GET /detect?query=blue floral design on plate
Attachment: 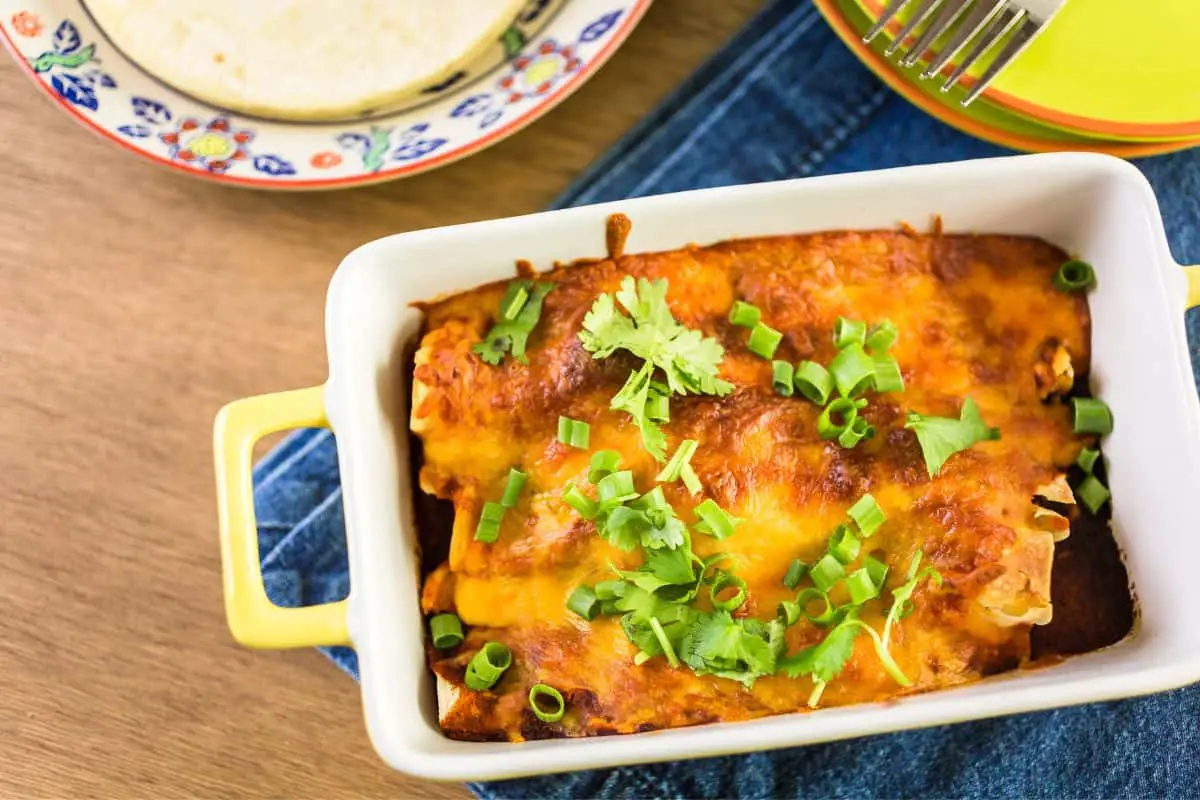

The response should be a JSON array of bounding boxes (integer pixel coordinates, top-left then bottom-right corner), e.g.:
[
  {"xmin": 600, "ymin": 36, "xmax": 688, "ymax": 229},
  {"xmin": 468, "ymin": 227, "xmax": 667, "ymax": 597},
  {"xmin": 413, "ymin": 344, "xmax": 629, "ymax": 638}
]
[
  {"xmin": 580, "ymin": 10, "xmax": 623, "ymax": 42},
  {"xmin": 253, "ymin": 154, "xmax": 297, "ymax": 176}
]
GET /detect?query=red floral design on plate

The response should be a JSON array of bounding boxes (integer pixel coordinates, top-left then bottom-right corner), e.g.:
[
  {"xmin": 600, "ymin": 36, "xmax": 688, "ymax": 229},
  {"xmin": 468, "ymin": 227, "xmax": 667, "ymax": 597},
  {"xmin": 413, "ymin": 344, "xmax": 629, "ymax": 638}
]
[
  {"xmin": 310, "ymin": 151, "xmax": 342, "ymax": 169},
  {"xmin": 11, "ymin": 11, "xmax": 43, "ymax": 37}
]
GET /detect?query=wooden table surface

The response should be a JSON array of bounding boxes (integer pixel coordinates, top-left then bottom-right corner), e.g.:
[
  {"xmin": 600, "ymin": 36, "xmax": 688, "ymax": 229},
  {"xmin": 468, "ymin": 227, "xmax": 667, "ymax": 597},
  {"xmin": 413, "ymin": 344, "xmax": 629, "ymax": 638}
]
[{"xmin": 0, "ymin": 1, "xmax": 759, "ymax": 796}]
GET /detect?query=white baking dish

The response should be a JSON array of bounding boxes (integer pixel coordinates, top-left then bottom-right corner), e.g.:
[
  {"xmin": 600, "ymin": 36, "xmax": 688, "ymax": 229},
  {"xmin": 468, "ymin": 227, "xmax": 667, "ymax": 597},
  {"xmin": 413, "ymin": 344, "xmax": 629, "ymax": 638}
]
[{"xmin": 214, "ymin": 152, "xmax": 1200, "ymax": 781}]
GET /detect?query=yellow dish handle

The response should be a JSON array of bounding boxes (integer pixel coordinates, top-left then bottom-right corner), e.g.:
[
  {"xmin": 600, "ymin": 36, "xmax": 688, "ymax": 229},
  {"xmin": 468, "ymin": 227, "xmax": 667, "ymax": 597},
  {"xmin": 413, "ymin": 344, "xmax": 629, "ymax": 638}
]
[
  {"xmin": 213, "ymin": 385, "xmax": 350, "ymax": 649},
  {"xmin": 1187, "ymin": 265, "xmax": 1200, "ymax": 310}
]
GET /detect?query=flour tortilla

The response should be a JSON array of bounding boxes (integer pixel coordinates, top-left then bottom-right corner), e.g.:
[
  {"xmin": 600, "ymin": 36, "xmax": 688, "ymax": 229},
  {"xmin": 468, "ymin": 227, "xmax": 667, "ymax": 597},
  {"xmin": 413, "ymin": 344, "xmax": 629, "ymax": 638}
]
[{"xmin": 86, "ymin": 0, "xmax": 527, "ymax": 120}]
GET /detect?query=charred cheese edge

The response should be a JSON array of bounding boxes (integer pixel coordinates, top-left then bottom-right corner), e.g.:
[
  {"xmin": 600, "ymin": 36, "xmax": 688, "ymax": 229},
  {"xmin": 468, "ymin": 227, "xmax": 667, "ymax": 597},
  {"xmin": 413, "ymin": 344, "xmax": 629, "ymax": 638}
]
[{"xmin": 411, "ymin": 229, "xmax": 1090, "ymax": 741}]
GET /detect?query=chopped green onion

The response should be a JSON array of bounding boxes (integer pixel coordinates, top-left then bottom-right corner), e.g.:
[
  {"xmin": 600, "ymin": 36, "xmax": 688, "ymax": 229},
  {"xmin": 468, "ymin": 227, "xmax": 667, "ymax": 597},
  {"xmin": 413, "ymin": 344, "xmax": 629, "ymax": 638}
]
[
  {"xmin": 429, "ymin": 613, "xmax": 464, "ymax": 649},
  {"xmin": 594, "ymin": 580, "xmax": 624, "ymax": 600},
  {"xmin": 528, "ymin": 683, "xmax": 566, "ymax": 722},
  {"xmin": 828, "ymin": 524, "xmax": 861, "ymax": 564},
  {"xmin": 709, "ymin": 572, "xmax": 748, "ymax": 612},
  {"xmin": 597, "ymin": 470, "xmax": 637, "ymax": 504},
  {"xmin": 847, "ymin": 493, "xmax": 886, "ymax": 536},
  {"xmin": 729, "ymin": 300, "xmax": 762, "ymax": 328},
  {"xmin": 748, "ymin": 323, "xmax": 783, "ymax": 359},
  {"xmin": 871, "ymin": 354, "xmax": 905, "ymax": 393},
  {"xmin": 474, "ymin": 501, "xmax": 505, "ymax": 543},
  {"xmin": 562, "ymin": 482, "xmax": 598, "ymax": 519},
  {"xmin": 783, "ymin": 559, "xmax": 808, "ymax": 590},
  {"xmin": 657, "ymin": 439, "xmax": 699, "ymax": 483},
  {"xmin": 796, "ymin": 587, "xmax": 839, "ymax": 625},
  {"xmin": 1072, "ymin": 397, "xmax": 1113, "ymax": 435},
  {"xmin": 778, "ymin": 599, "xmax": 801, "ymax": 626},
  {"xmin": 864, "ymin": 555, "xmax": 889, "ymax": 588},
  {"xmin": 588, "ymin": 450, "xmax": 622, "ymax": 484},
  {"xmin": 500, "ymin": 468, "xmax": 528, "ymax": 508},
  {"xmin": 680, "ymin": 464, "xmax": 702, "ymax": 495},
  {"xmin": 828, "ymin": 343, "xmax": 875, "ymax": 398},
  {"xmin": 465, "ymin": 641, "xmax": 512, "ymax": 690},
  {"xmin": 1077, "ymin": 446, "xmax": 1100, "ymax": 475},
  {"xmin": 866, "ymin": 320, "xmax": 898, "ymax": 353},
  {"xmin": 794, "ymin": 361, "xmax": 834, "ymax": 405},
  {"xmin": 567, "ymin": 585, "xmax": 600, "ymax": 620},
  {"xmin": 772, "ymin": 361, "xmax": 795, "ymax": 396},
  {"xmin": 845, "ymin": 567, "xmax": 882, "ymax": 605},
  {"xmin": 809, "ymin": 553, "xmax": 845, "ymax": 593},
  {"xmin": 838, "ymin": 417, "xmax": 873, "ymax": 449},
  {"xmin": 833, "ymin": 317, "xmax": 867, "ymax": 349},
  {"xmin": 649, "ymin": 617, "xmax": 681, "ymax": 667},
  {"xmin": 693, "ymin": 498, "xmax": 743, "ymax": 540},
  {"xmin": 557, "ymin": 416, "xmax": 591, "ymax": 448},
  {"xmin": 502, "ymin": 284, "xmax": 530, "ymax": 321},
  {"xmin": 600, "ymin": 599, "xmax": 621, "ymax": 616},
  {"xmin": 818, "ymin": 397, "xmax": 859, "ymax": 440},
  {"xmin": 1053, "ymin": 259, "xmax": 1097, "ymax": 293},
  {"xmin": 1077, "ymin": 474, "xmax": 1111, "ymax": 514},
  {"xmin": 646, "ymin": 386, "xmax": 671, "ymax": 422}
]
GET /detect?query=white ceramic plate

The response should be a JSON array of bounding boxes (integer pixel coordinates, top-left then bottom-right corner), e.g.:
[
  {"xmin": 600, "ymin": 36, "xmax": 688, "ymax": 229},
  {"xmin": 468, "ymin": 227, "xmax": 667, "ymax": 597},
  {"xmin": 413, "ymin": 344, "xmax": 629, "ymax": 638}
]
[
  {"xmin": 216, "ymin": 154, "xmax": 1200, "ymax": 780},
  {"xmin": 0, "ymin": 0, "xmax": 650, "ymax": 188}
]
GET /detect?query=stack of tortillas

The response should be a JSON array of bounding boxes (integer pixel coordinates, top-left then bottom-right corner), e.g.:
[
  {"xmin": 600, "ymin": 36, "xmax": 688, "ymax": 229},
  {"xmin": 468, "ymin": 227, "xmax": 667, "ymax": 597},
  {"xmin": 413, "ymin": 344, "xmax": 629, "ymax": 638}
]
[{"xmin": 85, "ymin": 0, "xmax": 528, "ymax": 120}]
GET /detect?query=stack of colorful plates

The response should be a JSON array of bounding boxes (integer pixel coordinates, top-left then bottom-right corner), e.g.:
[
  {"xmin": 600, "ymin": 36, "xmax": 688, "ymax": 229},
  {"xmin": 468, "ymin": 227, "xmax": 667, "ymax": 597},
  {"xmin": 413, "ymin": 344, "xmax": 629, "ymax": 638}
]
[{"xmin": 815, "ymin": 0, "xmax": 1200, "ymax": 156}]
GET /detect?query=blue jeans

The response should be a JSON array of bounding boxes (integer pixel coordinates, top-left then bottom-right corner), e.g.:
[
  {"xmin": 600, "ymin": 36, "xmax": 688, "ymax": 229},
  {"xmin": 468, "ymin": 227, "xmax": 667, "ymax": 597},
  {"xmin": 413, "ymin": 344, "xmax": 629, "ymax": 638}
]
[{"xmin": 253, "ymin": 1, "xmax": 1200, "ymax": 796}]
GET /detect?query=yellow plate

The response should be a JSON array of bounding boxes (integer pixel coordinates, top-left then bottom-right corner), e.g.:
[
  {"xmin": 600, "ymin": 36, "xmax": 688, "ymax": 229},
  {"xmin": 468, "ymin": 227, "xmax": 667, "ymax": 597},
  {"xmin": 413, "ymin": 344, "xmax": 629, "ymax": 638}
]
[
  {"xmin": 857, "ymin": 0, "xmax": 1200, "ymax": 140},
  {"xmin": 819, "ymin": 0, "xmax": 1200, "ymax": 156}
]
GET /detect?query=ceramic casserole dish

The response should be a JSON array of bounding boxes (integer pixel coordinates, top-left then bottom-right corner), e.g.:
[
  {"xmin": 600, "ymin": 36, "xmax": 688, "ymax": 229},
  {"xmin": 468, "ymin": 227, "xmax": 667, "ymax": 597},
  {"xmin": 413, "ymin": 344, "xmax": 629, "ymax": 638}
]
[{"xmin": 214, "ymin": 152, "xmax": 1200, "ymax": 781}]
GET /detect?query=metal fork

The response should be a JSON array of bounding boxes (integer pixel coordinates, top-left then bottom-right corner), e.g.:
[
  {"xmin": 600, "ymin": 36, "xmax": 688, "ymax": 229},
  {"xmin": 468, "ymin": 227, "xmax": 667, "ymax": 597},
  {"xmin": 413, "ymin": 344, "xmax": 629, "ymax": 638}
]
[{"xmin": 863, "ymin": 0, "xmax": 1066, "ymax": 106}]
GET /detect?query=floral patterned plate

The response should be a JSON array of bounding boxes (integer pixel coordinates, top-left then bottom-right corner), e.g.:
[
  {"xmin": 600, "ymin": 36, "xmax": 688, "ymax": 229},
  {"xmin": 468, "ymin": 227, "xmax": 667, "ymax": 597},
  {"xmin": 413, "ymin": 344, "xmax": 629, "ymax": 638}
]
[{"xmin": 0, "ymin": 0, "xmax": 651, "ymax": 189}]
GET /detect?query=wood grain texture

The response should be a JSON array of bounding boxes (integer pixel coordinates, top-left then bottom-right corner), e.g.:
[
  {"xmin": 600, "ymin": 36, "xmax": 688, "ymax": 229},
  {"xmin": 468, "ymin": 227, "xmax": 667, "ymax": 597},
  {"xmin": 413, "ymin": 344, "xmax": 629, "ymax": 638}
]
[{"xmin": 0, "ymin": 1, "xmax": 759, "ymax": 797}]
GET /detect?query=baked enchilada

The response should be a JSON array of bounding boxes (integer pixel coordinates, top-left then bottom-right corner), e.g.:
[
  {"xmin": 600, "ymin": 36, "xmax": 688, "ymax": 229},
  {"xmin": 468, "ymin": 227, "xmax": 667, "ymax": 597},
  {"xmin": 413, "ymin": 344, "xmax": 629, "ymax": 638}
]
[{"xmin": 410, "ymin": 217, "xmax": 1132, "ymax": 741}]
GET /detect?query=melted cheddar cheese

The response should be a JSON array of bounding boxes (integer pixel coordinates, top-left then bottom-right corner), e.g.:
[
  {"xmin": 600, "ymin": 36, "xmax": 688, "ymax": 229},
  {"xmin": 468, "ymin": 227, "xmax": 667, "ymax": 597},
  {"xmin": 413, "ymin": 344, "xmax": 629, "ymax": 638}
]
[{"xmin": 412, "ymin": 227, "xmax": 1090, "ymax": 741}]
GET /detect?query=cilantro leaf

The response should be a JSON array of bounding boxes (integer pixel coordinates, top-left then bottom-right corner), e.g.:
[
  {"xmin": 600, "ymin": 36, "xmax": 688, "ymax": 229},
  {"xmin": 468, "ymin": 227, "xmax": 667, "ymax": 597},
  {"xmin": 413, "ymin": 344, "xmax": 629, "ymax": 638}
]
[
  {"xmin": 678, "ymin": 610, "xmax": 780, "ymax": 687},
  {"xmin": 904, "ymin": 397, "xmax": 1000, "ymax": 477},
  {"xmin": 472, "ymin": 281, "xmax": 554, "ymax": 365},
  {"xmin": 882, "ymin": 550, "xmax": 943, "ymax": 649},
  {"xmin": 579, "ymin": 276, "xmax": 733, "ymax": 460},
  {"xmin": 779, "ymin": 613, "xmax": 863, "ymax": 683}
]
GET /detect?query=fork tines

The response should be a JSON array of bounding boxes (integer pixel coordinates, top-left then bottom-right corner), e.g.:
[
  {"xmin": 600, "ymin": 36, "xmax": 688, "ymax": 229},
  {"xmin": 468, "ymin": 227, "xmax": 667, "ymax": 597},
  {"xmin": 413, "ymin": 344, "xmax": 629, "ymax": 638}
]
[{"xmin": 863, "ymin": 0, "xmax": 1062, "ymax": 106}]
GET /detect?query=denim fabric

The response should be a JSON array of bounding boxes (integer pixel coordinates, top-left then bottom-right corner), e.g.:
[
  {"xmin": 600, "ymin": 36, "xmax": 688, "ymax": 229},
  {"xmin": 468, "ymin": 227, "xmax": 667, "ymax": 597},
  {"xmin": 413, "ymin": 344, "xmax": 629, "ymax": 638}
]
[{"xmin": 252, "ymin": 1, "xmax": 1200, "ymax": 796}]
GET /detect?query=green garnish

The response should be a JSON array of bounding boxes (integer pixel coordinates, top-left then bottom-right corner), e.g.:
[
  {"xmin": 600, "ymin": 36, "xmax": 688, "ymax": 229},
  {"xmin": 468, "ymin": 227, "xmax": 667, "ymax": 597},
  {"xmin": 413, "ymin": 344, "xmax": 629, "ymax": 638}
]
[
  {"xmin": 772, "ymin": 360, "xmax": 795, "ymax": 396},
  {"xmin": 1053, "ymin": 259, "xmax": 1097, "ymax": 293},
  {"xmin": 783, "ymin": 559, "xmax": 808, "ymax": 590},
  {"xmin": 567, "ymin": 585, "xmax": 600, "ymax": 620},
  {"xmin": 429, "ymin": 613, "xmax": 464, "ymax": 649},
  {"xmin": 474, "ymin": 501, "xmax": 506, "ymax": 543},
  {"xmin": 562, "ymin": 482, "xmax": 599, "ymax": 519},
  {"xmin": 594, "ymin": 580, "xmax": 624, "ymax": 600},
  {"xmin": 1077, "ymin": 475, "xmax": 1111, "ymax": 514},
  {"xmin": 827, "ymin": 524, "xmax": 861, "ymax": 564},
  {"xmin": 657, "ymin": 439, "xmax": 699, "ymax": 485},
  {"xmin": 871, "ymin": 354, "xmax": 905, "ymax": 393},
  {"xmin": 844, "ymin": 567, "xmax": 882, "ymax": 605},
  {"xmin": 473, "ymin": 280, "xmax": 555, "ymax": 365},
  {"xmin": 778, "ymin": 612, "xmax": 864, "ymax": 706},
  {"xmin": 729, "ymin": 300, "xmax": 762, "ymax": 328},
  {"xmin": 748, "ymin": 323, "xmax": 783, "ymax": 359},
  {"xmin": 833, "ymin": 317, "xmax": 867, "ymax": 349},
  {"xmin": 465, "ymin": 641, "xmax": 512, "ymax": 691},
  {"xmin": 905, "ymin": 397, "xmax": 1000, "ymax": 477},
  {"xmin": 846, "ymin": 493, "xmax": 886, "ymax": 536},
  {"xmin": 649, "ymin": 617, "xmax": 681, "ymax": 667},
  {"xmin": 677, "ymin": 610, "xmax": 784, "ymax": 687},
  {"xmin": 596, "ymin": 470, "xmax": 637, "ymax": 504},
  {"xmin": 579, "ymin": 276, "xmax": 733, "ymax": 460},
  {"xmin": 865, "ymin": 320, "xmax": 898, "ymax": 353},
  {"xmin": 693, "ymin": 498, "xmax": 743, "ymax": 540},
  {"xmin": 557, "ymin": 416, "xmax": 590, "ymax": 449},
  {"xmin": 882, "ymin": 551, "xmax": 942, "ymax": 650},
  {"xmin": 837, "ymin": 416, "xmax": 874, "ymax": 448},
  {"xmin": 500, "ymin": 468, "xmax": 527, "ymax": 508},
  {"xmin": 817, "ymin": 397, "xmax": 859, "ymax": 440},
  {"xmin": 709, "ymin": 571, "xmax": 748, "ymax": 612},
  {"xmin": 794, "ymin": 361, "xmax": 834, "ymax": 405},
  {"xmin": 1077, "ymin": 446, "xmax": 1100, "ymax": 474},
  {"xmin": 828, "ymin": 343, "xmax": 875, "ymax": 398},
  {"xmin": 808, "ymin": 553, "xmax": 845, "ymax": 593},
  {"xmin": 588, "ymin": 450, "xmax": 621, "ymax": 484},
  {"xmin": 1072, "ymin": 396, "xmax": 1113, "ymax": 435},
  {"xmin": 528, "ymin": 683, "xmax": 566, "ymax": 722},
  {"xmin": 794, "ymin": 586, "xmax": 839, "ymax": 626}
]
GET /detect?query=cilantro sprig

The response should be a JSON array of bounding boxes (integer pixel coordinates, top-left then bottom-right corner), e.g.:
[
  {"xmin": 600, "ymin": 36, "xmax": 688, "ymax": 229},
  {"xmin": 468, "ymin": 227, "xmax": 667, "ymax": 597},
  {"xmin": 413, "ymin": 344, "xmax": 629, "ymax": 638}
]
[
  {"xmin": 580, "ymin": 276, "xmax": 733, "ymax": 460},
  {"xmin": 905, "ymin": 397, "xmax": 1000, "ymax": 477}
]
